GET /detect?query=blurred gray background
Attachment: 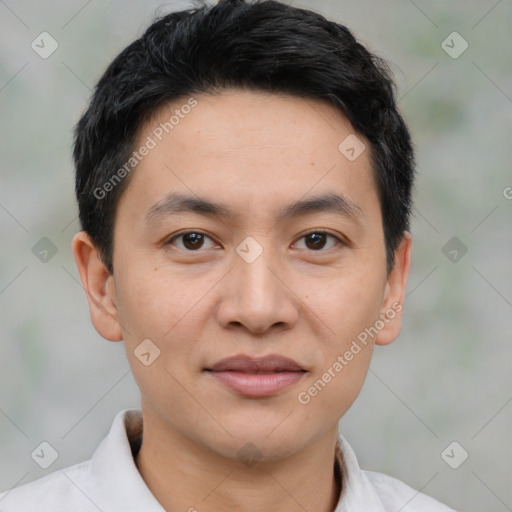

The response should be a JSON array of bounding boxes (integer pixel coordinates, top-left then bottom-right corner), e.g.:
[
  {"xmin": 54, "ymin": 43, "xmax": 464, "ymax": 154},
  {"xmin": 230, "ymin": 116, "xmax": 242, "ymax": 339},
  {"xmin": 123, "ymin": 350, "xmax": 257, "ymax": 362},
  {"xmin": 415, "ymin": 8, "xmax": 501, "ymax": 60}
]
[{"xmin": 0, "ymin": 1, "xmax": 511, "ymax": 510}]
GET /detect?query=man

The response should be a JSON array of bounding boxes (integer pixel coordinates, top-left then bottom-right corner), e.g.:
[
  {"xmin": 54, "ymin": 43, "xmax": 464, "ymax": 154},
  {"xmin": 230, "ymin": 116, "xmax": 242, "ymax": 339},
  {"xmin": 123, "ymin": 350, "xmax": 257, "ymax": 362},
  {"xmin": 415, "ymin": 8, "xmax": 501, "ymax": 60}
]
[{"xmin": 0, "ymin": 0, "xmax": 455, "ymax": 510}]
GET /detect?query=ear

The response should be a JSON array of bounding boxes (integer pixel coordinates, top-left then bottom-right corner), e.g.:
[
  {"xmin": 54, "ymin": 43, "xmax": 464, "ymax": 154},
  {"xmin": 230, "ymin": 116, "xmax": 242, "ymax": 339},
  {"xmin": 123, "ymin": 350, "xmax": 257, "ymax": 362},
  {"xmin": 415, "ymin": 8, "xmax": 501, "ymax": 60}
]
[
  {"xmin": 71, "ymin": 231, "xmax": 123, "ymax": 342},
  {"xmin": 374, "ymin": 231, "xmax": 412, "ymax": 346}
]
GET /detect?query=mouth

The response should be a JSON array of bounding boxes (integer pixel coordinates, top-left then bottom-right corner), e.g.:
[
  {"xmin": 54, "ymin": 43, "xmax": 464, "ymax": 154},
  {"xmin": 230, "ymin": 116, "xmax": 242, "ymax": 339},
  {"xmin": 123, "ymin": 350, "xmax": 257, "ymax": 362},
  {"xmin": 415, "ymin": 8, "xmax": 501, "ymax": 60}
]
[{"xmin": 204, "ymin": 354, "xmax": 307, "ymax": 398}]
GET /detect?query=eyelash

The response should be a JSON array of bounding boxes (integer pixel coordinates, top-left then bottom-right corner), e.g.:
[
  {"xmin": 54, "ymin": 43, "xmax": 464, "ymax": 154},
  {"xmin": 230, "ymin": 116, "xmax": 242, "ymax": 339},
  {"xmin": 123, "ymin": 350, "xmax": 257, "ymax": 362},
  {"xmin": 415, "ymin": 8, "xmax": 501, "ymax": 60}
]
[{"xmin": 165, "ymin": 230, "xmax": 345, "ymax": 253}]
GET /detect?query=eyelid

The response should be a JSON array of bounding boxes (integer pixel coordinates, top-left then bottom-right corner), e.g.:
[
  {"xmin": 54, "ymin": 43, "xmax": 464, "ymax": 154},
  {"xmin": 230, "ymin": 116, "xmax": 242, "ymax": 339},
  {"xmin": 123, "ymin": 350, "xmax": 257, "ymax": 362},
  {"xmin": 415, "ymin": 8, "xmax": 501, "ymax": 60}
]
[
  {"xmin": 165, "ymin": 230, "xmax": 219, "ymax": 249},
  {"xmin": 164, "ymin": 229, "xmax": 347, "ymax": 251},
  {"xmin": 293, "ymin": 229, "xmax": 346, "ymax": 250},
  {"xmin": 299, "ymin": 228, "xmax": 345, "ymax": 240}
]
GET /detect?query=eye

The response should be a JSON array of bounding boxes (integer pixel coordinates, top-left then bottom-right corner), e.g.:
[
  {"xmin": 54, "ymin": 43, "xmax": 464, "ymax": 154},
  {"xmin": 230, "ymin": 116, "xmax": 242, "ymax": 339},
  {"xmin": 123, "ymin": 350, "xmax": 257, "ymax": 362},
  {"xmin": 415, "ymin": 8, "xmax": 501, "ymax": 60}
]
[
  {"xmin": 166, "ymin": 231, "xmax": 219, "ymax": 251},
  {"xmin": 294, "ymin": 231, "xmax": 343, "ymax": 251},
  {"xmin": 165, "ymin": 230, "xmax": 344, "ymax": 253}
]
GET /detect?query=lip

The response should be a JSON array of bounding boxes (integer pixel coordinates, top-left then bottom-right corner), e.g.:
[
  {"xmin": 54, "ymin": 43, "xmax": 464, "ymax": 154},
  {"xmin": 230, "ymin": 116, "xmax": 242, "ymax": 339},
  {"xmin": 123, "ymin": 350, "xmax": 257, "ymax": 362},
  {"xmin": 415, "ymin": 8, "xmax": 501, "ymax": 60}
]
[
  {"xmin": 205, "ymin": 354, "xmax": 307, "ymax": 398},
  {"xmin": 207, "ymin": 354, "xmax": 305, "ymax": 373}
]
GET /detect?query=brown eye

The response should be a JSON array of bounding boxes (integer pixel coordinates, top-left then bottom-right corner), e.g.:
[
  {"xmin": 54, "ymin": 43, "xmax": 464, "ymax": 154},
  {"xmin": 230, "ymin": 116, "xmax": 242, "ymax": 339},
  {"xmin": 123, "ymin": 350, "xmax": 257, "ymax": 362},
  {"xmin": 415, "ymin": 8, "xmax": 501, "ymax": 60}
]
[
  {"xmin": 295, "ymin": 231, "xmax": 341, "ymax": 251},
  {"xmin": 305, "ymin": 232, "xmax": 327, "ymax": 250},
  {"xmin": 182, "ymin": 232, "xmax": 204, "ymax": 250},
  {"xmin": 167, "ymin": 231, "xmax": 217, "ymax": 251}
]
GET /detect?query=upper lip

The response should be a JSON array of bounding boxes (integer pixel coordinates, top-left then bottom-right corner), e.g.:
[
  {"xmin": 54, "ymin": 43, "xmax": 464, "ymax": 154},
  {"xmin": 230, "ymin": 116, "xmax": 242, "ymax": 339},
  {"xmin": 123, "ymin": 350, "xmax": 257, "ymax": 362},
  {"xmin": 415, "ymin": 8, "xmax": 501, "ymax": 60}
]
[{"xmin": 206, "ymin": 354, "xmax": 305, "ymax": 373}]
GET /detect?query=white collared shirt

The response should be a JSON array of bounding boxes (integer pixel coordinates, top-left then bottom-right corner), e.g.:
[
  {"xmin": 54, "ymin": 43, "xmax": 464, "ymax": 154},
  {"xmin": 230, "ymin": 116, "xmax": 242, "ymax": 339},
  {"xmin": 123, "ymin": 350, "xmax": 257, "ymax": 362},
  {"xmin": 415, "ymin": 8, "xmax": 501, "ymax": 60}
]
[{"xmin": 0, "ymin": 409, "xmax": 455, "ymax": 511}]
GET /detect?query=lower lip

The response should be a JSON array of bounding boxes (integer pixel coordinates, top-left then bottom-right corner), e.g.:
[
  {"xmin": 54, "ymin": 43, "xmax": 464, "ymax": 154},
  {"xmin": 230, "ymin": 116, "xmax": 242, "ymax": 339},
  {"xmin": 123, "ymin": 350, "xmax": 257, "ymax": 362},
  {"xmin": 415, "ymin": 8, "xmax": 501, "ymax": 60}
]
[{"xmin": 207, "ymin": 371, "xmax": 306, "ymax": 397}]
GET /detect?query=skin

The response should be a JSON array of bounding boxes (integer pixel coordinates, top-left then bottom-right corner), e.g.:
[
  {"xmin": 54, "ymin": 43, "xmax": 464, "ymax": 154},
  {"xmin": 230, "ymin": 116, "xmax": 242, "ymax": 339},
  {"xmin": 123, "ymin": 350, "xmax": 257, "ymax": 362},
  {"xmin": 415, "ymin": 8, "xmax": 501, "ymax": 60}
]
[{"xmin": 73, "ymin": 89, "xmax": 412, "ymax": 512}]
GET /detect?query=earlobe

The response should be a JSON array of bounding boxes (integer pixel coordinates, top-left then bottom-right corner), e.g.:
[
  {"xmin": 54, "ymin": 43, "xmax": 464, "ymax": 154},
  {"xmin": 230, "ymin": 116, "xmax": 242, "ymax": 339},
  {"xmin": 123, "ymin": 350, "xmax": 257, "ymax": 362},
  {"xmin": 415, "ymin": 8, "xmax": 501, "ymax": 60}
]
[
  {"xmin": 374, "ymin": 232, "xmax": 412, "ymax": 346},
  {"xmin": 71, "ymin": 231, "xmax": 123, "ymax": 342}
]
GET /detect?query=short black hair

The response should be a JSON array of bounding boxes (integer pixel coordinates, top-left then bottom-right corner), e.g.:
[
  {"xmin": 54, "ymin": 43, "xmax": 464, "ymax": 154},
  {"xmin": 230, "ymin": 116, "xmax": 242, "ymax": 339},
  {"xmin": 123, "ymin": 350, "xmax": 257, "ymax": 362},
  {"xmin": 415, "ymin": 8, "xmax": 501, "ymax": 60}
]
[{"xmin": 74, "ymin": 0, "xmax": 415, "ymax": 275}]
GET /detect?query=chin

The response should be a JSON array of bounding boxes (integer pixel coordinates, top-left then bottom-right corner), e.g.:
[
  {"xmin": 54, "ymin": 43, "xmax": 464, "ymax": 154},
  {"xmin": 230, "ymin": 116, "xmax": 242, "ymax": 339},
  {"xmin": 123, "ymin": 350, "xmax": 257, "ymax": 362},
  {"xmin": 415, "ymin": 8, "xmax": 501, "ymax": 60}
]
[
  {"xmin": 212, "ymin": 435, "xmax": 302, "ymax": 465},
  {"xmin": 240, "ymin": 425, "xmax": 310, "ymax": 458}
]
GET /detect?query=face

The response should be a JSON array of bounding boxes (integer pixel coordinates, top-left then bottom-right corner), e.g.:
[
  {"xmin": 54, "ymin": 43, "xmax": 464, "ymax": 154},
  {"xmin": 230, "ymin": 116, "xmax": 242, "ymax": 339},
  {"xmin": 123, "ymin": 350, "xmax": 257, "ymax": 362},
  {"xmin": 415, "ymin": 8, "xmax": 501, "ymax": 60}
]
[{"xmin": 73, "ymin": 89, "xmax": 411, "ymax": 461}]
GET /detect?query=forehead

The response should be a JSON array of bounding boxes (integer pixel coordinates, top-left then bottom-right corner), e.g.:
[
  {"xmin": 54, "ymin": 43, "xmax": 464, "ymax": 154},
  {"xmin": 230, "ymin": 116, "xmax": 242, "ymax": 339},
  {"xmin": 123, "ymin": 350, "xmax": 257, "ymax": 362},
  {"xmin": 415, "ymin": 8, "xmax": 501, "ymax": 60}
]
[{"xmin": 117, "ymin": 89, "xmax": 379, "ymax": 226}]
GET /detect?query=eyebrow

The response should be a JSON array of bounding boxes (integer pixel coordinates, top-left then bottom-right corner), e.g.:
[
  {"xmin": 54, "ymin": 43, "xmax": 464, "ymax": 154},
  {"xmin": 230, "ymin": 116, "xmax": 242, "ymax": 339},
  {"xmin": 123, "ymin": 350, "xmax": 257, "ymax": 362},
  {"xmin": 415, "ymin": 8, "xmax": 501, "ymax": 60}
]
[{"xmin": 145, "ymin": 191, "xmax": 364, "ymax": 224}]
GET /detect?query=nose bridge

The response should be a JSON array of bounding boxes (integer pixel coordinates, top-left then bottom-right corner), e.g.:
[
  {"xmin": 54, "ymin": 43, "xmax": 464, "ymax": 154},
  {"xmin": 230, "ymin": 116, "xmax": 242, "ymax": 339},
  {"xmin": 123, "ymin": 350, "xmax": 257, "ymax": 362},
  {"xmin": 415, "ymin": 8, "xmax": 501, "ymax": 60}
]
[
  {"xmin": 216, "ymin": 237, "xmax": 298, "ymax": 333},
  {"xmin": 234, "ymin": 239, "xmax": 280, "ymax": 305}
]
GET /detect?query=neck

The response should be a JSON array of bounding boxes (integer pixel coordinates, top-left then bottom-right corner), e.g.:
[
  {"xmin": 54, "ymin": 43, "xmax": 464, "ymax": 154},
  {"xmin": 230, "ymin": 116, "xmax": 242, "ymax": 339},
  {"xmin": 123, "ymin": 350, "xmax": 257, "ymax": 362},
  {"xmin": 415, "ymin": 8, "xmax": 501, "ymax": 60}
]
[{"xmin": 134, "ymin": 410, "xmax": 342, "ymax": 512}]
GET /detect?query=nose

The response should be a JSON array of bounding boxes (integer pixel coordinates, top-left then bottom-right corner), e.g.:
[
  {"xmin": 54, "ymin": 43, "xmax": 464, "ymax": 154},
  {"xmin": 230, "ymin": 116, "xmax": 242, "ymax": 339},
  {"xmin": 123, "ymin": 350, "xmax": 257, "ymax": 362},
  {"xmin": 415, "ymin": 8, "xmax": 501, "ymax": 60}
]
[{"xmin": 215, "ymin": 244, "xmax": 299, "ymax": 335}]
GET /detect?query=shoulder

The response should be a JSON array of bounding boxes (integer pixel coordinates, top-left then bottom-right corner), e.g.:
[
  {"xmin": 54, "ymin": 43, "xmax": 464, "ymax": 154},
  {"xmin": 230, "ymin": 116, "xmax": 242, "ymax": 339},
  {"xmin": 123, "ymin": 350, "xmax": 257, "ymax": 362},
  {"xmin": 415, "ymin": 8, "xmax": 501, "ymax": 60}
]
[
  {"xmin": 363, "ymin": 469, "xmax": 457, "ymax": 512},
  {"xmin": 0, "ymin": 409, "xmax": 145, "ymax": 512},
  {"xmin": 0, "ymin": 461, "xmax": 97, "ymax": 511},
  {"xmin": 336, "ymin": 434, "xmax": 456, "ymax": 511}
]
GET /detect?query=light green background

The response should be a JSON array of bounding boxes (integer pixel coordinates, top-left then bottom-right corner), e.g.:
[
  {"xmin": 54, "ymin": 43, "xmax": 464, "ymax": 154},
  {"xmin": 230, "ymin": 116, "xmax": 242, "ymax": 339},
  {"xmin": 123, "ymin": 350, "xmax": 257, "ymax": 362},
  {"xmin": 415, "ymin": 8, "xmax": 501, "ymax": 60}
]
[{"xmin": 1, "ymin": 1, "xmax": 511, "ymax": 510}]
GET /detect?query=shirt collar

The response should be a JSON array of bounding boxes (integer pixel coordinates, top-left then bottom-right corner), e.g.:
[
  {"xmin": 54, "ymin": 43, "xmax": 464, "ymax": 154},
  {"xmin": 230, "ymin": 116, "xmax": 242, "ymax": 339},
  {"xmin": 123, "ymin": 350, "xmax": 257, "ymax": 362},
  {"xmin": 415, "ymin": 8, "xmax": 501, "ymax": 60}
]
[
  {"xmin": 333, "ymin": 434, "xmax": 387, "ymax": 511},
  {"xmin": 89, "ymin": 409, "xmax": 385, "ymax": 511},
  {"xmin": 88, "ymin": 409, "xmax": 166, "ymax": 511}
]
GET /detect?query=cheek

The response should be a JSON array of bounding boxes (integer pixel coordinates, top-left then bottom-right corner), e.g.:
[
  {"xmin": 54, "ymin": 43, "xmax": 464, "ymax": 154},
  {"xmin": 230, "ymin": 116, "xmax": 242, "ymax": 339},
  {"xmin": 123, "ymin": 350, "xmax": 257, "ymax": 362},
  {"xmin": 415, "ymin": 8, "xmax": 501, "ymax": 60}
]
[
  {"xmin": 114, "ymin": 262, "xmax": 211, "ymax": 339},
  {"xmin": 295, "ymin": 327, "xmax": 374, "ymax": 422},
  {"xmin": 114, "ymin": 266, "xmax": 208, "ymax": 410},
  {"xmin": 114, "ymin": 263, "xmax": 222, "ymax": 392},
  {"xmin": 319, "ymin": 348, "xmax": 373, "ymax": 418},
  {"xmin": 299, "ymin": 270, "xmax": 384, "ymax": 344},
  {"xmin": 292, "ymin": 271, "xmax": 383, "ymax": 411}
]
